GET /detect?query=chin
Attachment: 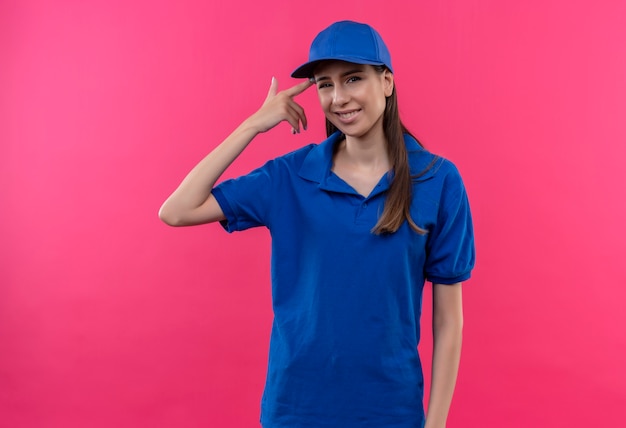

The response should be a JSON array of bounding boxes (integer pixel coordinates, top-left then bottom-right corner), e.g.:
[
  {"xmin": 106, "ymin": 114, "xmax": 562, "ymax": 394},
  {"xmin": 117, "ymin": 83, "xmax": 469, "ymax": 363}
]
[{"xmin": 330, "ymin": 123, "xmax": 365, "ymax": 138}]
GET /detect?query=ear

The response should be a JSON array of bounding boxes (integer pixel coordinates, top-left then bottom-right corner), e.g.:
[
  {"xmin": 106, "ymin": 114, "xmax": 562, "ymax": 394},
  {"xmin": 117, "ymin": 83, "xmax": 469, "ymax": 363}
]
[{"xmin": 382, "ymin": 70, "xmax": 394, "ymax": 97}]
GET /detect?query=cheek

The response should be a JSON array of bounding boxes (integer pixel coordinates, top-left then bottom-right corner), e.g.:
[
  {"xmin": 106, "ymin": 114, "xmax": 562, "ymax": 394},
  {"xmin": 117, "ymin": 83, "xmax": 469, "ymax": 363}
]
[
  {"xmin": 317, "ymin": 92, "xmax": 332, "ymax": 112},
  {"xmin": 371, "ymin": 92, "xmax": 387, "ymax": 115},
  {"xmin": 377, "ymin": 96, "xmax": 387, "ymax": 113},
  {"xmin": 316, "ymin": 93, "xmax": 335, "ymax": 123}
]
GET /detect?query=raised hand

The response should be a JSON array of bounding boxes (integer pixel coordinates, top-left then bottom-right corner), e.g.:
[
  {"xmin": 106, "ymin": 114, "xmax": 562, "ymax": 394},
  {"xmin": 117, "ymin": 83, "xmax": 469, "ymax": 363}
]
[
  {"xmin": 159, "ymin": 77, "xmax": 313, "ymax": 227},
  {"xmin": 246, "ymin": 77, "xmax": 314, "ymax": 134}
]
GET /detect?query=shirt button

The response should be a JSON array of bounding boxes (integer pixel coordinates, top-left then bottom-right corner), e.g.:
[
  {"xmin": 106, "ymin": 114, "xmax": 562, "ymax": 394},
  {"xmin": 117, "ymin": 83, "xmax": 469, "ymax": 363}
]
[{"xmin": 363, "ymin": 203, "xmax": 368, "ymax": 208}]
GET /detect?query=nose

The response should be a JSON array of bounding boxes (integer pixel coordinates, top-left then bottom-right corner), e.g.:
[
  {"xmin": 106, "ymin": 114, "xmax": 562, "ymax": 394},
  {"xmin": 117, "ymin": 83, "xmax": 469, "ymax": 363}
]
[{"xmin": 332, "ymin": 86, "xmax": 349, "ymax": 106}]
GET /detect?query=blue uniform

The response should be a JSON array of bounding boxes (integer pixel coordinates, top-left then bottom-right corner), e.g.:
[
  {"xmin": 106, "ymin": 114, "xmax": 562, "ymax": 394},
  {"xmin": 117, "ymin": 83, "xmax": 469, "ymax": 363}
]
[{"xmin": 212, "ymin": 131, "xmax": 475, "ymax": 428}]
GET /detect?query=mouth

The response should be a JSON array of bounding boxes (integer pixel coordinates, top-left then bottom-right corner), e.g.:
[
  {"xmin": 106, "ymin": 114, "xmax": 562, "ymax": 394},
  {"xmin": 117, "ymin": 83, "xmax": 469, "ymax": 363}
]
[{"xmin": 334, "ymin": 109, "xmax": 361, "ymax": 121}]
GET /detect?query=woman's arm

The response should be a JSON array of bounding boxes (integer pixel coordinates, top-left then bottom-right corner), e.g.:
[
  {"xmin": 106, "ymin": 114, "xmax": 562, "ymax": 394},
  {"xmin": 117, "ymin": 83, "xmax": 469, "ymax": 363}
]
[
  {"xmin": 424, "ymin": 282, "xmax": 464, "ymax": 428},
  {"xmin": 158, "ymin": 77, "xmax": 313, "ymax": 226}
]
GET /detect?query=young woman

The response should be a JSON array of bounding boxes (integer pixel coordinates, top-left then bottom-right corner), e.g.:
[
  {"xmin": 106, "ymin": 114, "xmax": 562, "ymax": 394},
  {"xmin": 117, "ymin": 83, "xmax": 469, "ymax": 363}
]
[{"xmin": 160, "ymin": 20, "xmax": 475, "ymax": 428}]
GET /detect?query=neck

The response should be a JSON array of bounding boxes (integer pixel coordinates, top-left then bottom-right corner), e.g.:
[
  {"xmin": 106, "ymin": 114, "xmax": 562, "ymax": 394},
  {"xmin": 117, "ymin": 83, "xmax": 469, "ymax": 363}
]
[{"xmin": 340, "ymin": 124, "xmax": 389, "ymax": 170}]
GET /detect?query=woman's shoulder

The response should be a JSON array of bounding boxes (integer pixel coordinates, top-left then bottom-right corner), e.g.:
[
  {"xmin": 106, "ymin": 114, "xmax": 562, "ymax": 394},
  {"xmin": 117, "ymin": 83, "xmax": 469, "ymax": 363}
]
[
  {"xmin": 273, "ymin": 143, "xmax": 319, "ymax": 165},
  {"xmin": 405, "ymin": 136, "xmax": 461, "ymax": 183},
  {"xmin": 271, "ymin": 133, "xmax": 341, "ymax": 181}
]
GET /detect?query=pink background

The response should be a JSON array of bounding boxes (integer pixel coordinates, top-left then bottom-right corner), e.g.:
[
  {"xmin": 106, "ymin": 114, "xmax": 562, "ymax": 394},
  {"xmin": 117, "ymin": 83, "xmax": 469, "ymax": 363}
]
[{"xmin": 2, "ymin": 0, "xmax": 625, "ymax": 427}]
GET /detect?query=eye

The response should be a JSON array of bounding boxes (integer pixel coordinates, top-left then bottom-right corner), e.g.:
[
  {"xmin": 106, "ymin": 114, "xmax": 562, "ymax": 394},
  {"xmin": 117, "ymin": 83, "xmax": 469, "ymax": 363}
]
[
  {"xmin": 317, "ymin": 82, "xmax": 332, "ymax": 89},
  {"xmin": 346, "ymin": 76, "xmax": 361, "ymax": 83}
]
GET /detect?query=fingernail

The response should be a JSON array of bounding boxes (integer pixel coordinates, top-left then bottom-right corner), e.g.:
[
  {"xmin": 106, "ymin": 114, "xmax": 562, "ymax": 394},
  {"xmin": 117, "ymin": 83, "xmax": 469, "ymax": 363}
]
[{"xmin": 309, "ymin": 77, "xmax": 315, "ymax": 83}]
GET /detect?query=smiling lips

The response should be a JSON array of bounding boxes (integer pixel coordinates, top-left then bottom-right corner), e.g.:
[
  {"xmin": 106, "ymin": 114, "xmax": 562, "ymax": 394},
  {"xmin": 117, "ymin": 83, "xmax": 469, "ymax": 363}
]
[{"xmin": 335, "ymin": 109, "xmax": 361, "ymax": 122}]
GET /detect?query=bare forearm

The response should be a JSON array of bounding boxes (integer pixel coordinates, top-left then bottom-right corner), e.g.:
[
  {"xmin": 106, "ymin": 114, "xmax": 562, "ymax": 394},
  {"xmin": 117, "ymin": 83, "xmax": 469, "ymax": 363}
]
[
  {"xmin": 158, "ymin": 77, "xmax": 313, "ymax": 227},
  {"xmin": 425, "ymin": 321, "xmax": 462, "ymax": 428},
  {"xmin": 158, "ymin": 119, "xmax": 259, "ymax": 224},
  {"xmin": 425, "ymin": 282, "xmax": 464, "ymax": 428}
]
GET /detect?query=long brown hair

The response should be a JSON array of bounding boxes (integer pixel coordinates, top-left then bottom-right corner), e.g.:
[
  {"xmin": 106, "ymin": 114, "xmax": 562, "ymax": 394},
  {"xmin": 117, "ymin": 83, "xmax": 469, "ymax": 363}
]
[{"xmin": 325, "ymin": 66, "xmax": 429, "ymax": 235}]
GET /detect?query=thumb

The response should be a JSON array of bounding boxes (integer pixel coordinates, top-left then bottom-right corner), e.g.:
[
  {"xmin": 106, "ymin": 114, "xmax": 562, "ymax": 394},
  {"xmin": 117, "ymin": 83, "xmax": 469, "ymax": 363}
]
[{"xmin": 265, "ymin": 76, "xmax": 278, "ymax": 101}]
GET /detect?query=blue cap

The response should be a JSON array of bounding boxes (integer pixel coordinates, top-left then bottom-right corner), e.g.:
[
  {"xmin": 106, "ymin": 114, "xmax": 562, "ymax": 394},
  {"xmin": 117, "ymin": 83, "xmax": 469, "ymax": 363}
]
[{"xmin": 291, "ymin": 21, "xmax": 393, "ymax": 78}]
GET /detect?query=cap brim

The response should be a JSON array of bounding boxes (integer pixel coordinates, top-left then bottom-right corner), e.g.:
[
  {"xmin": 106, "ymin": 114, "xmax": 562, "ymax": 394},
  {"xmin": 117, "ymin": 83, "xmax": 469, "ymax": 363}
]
[{"xmin": 290, "ymin": 57, "xmax": 389, "ymax": 78}]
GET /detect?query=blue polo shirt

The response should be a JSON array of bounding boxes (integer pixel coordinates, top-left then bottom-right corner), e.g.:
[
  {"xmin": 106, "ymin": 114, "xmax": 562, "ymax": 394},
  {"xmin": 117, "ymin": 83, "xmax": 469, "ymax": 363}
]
[{"xmin": 212, "ymin": 132, "xmax": 475, "ymax": 428}]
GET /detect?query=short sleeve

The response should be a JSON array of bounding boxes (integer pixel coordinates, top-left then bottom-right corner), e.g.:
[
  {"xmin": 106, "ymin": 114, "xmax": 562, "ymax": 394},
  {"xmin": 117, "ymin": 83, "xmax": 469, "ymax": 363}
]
[
  {"xmin": 424, "ymin": 164, "xmax": 475, "ymax": 284},
  {"xmin": 212, "ymin": 161, "xmax": 275, "ymax": 233}
]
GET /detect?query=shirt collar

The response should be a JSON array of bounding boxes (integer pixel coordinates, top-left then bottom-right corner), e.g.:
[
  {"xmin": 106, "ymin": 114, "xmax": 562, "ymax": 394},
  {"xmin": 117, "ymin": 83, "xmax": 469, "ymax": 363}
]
[{"xmin": 298, "ymin": 131, "xmax": 342, "ymax": 184}]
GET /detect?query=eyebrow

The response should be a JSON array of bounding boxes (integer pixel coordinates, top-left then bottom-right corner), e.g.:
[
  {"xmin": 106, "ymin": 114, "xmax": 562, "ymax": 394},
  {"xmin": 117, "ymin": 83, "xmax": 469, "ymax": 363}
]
[{"xmin": 315, "ymin": 68, "xmax": 365, "ymax": 82}]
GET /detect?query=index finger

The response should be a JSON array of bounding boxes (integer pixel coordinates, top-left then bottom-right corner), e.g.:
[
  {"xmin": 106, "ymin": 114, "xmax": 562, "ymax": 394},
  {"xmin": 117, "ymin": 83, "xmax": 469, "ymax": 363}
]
[{"xmin": 283, "ymin": 79, "xmax": 315, "ymax": 97}]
